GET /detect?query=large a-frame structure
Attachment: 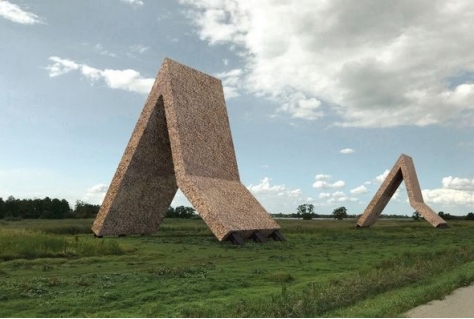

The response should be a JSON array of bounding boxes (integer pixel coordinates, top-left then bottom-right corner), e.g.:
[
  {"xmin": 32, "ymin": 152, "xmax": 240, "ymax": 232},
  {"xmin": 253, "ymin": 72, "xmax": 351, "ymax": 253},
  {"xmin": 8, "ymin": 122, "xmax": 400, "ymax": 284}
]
[
  {"xmin": 92, "ymin": 58, "xmax": 282, "ymax": 243},
  {"xmin": 357, "ymin": 154, "xmax": 448, "ymax": 228}
]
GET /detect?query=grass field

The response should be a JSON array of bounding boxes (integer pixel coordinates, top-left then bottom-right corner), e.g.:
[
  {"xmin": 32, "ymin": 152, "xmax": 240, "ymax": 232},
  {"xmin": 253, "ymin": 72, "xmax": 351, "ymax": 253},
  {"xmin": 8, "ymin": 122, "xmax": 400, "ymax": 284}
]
[{"xmin": 0, "ymin": 218, "xmax": 473, "ymax": 317}]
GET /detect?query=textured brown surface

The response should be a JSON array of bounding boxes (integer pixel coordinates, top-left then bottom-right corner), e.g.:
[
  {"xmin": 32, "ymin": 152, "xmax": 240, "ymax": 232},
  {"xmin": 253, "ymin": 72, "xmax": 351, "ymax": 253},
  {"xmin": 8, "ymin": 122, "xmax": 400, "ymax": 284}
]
[
  {"xmin": 92, "ymin": 58, "xmax": 280, "ymax": 241},
  {"xmin": 356, "ymin": 154, "xmax": 447, "ymax": 228}
]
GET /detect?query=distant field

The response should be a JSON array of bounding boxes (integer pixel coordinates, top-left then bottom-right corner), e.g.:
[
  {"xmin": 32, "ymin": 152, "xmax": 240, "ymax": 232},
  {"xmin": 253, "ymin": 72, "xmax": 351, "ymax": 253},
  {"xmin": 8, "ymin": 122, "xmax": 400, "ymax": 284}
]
[{"xmin": 0, "ymin": 218, "xmax": 473, "ymax": 317}]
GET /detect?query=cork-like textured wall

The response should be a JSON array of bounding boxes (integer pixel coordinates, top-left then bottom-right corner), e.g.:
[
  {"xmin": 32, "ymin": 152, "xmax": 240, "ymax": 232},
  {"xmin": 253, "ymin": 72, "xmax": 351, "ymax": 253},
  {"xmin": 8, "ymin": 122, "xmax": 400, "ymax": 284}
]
[
  {"xmin": 92, "ymin": 58, "xmax": 280, "ymax": 241},
  {"xmin": 356, "ymin": 154, "xmax": 447, "ymax": 228}
]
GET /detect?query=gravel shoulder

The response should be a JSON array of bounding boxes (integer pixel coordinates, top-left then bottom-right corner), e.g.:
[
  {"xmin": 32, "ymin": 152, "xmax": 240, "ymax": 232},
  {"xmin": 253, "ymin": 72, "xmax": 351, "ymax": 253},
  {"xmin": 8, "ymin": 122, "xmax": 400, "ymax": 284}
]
[{"xmin": 405, "ymin": 284, "xmax": 474, "ymax": 318}]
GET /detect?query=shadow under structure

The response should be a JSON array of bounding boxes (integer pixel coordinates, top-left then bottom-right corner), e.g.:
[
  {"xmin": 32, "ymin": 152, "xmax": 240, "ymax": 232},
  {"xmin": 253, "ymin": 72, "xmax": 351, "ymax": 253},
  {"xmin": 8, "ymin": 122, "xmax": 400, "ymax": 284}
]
[
  {"xmin": 356, "ymin": 154, "xmax": 448, "ymax": 228},
  {"xmin": 92, "ymin": 58, "xmax": 283, "ymax": 244}
]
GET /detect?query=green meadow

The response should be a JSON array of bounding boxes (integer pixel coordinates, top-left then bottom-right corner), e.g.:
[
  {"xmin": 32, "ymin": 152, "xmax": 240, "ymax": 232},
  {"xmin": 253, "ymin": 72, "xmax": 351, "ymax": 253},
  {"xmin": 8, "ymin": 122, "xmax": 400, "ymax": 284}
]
[{"xmin": 0, "ymin": 218, "xmax": 474, "ymax": 317}]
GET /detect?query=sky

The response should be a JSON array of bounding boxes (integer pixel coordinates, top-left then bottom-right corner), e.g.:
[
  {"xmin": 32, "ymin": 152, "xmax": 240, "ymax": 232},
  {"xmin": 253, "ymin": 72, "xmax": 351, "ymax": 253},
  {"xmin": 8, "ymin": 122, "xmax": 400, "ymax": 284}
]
[{"xmin": 1, "ymin": 0, "xmax": 473, "ymax": 216}]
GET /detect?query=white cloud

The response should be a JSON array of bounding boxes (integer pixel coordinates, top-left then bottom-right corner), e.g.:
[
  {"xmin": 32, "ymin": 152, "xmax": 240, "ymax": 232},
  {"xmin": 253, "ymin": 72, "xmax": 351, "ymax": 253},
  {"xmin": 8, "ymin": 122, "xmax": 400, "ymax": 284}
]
[
  {"xmin": 0, "ymin": 0, "xmax": 42, "ymax": 24},
  {"xmin": 248, "ymin": 177, "xmax": 285, "ymax": 194},
  {"xmin": 94, "ymin": 43, "xmax": 118, "ymax": 58},
  {"xmin": 423, "ymin": 175, "xmax": 474, "ymax": 208},
  {"xmin": 340, "ymin": 148, "xmax": 355, "ymax": 154},
  {"xmin": 423, "ymin": 188, "xmax": 474, "ymax": 206},
  {"xmin": 129, "ymin": 44, "xmax": 149, "ymax": 54},
  {"xmin": 327, "ymin": 191, "xmax": 358, "ymax": 203},
  {"xmin": 313, "ymin": 180, "xmax": 345, "ymax": 189},
  {"xmin": 375, "ymin": 169, "xmax": 390, "ymax": 183},
  {"xmin": 247, "ymin": 177, "xmax": 307, "ymax": 213},
  {"xmin": 83, "ymin": 183, "xmax": 108, "ymax": 204},
  {"xmin": 350, "ymin": 185, "xmax": 368, "ymax": 194},
  {"xmin": 215, "ymin": 68, "xmax": 243, "ymax": 99},
  {"xmin": 46, "ymin": 57, "xmax": 79, "ymax": 77},
  {"xmin": 315, "ymin": 174, "xmax": 331, "ymax": 181},
  {"xmin": 88, "ymin": 184, "xmax": 108, "ymax": 193},
  {"xmin": 119, "ymin": 0, "xmax": 144, "ymax": 6},
  {"xmin": 332, "ymin": 191, "xmax": 345, "ymax": 198},
  {"xmin": 180, "ymin": 0, "xmax": 474, "ymax": 128},
  {"xmin": 392, "ymin": 188, "xmax": 401, "ymax": 201},
  {"xmin": 277, "ymin": 94, "xmax": 323, "ymax": 120},
  {"xmin": 45, "ymin": 56, "xmax": 154, "ymax": 94},
  {"xmin": 441, "ymin": 176, "xmax": 474, "ymax": 190}
]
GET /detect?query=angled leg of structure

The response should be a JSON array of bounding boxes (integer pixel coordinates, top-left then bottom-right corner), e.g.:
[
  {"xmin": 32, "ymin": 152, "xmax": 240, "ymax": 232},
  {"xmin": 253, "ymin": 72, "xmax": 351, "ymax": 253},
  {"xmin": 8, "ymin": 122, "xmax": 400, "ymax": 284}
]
[
  {"xmin": 92, "ymin": 95, "xmax": 177, "ymax": 236},
  {"xmin": 357, "ymin": 165, "xmax": 403, "ymax": 227},
  {"xmin": 356, "ymin": 154, "xmax": 447, "ymax": 228}
]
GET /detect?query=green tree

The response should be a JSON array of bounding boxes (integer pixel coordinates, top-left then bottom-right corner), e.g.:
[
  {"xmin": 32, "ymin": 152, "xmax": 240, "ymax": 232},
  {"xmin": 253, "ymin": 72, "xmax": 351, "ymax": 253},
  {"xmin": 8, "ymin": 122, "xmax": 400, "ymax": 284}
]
[
  {"xmin": 48, "ymin": 198, "xmax": 69, "ymax": 219},
  {"xmin": 438, "ymin": 211, "xmax": 453, "ymax": 220},
  {"xmin": 174, "ymin": 206, "xmax": 196, "ymax": 219},
  {"xmin": 74, "ymin": 200, "xmax": 100, "ymax": 218},
  {"xmin": 166, "ymin": 206, "xmax": 176, "ymax": 218},
  {"xmin": 166, "ymin": 206, "xmax": 195, "ymax": 218},
  {"xmin": 297, "ymin": 204, "xmax": 314, "ymax": 220},
  {"xmin": 412, "ymin": 211, "xmax": 421, "ymax": 221},
  {"xmin": 5, "ymin": 196, "xmax": 17, "ymax": 219},
  {"xmin": 332, "ymin": 206, "xmax": 347, "ymax": 220},
  {"xmin": 466, "ymin": 212, "xmax": 474, "ymax": 220},
  {"xmin": 0, "ymin": 197, "xmax": 4, "ymax": 219}
]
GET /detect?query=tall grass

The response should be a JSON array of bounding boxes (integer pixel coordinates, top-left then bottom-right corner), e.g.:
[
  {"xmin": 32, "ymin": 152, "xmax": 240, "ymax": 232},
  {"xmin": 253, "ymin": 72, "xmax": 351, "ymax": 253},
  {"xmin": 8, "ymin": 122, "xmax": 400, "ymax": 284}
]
[
  {"xmin": 180, "ymin": 246, "xmax": 474, "ymax": 317},
  {"xmin": 0, "ymin": 229, "xmax": 123, "ymax": 260},
  {"xmin": 0, "ymin": 219, "xmax": 473, "ymax": 317},
  {"xmin": 0, "ymin": 219, "xmax": 94, "ymax": 235}
]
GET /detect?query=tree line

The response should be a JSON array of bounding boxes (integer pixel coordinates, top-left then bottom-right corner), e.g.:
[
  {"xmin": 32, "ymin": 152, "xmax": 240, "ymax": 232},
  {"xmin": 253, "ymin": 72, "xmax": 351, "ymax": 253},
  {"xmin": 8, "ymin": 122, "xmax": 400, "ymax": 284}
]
[
  {"xmin": 0, "ymin": 196, "xmax": 200, "ymax": 220},
  {"xmin": 0, "ymin": 196, "xmax": 100, "ymax": 220},
  {"xmin": 272, "ymin": 204, "xmax": 474, "ymax": 221},
  {"xmin": 2, "ymin": 196, "xmax": 472, "ymax": 222},
  {"xmin": 166, "ymin": 206, "xmax": 197, "ymax": 219},
  {"xmin": 412, "ymin": 210, "xmax": 474, "ymax": 221},
  {"xmin": 273, "ymin": 204, "xmax": 351, "ymax": 220},
  {"xmin": 437, "ymin": 211, "xmax": 474, "ymax": 221}
]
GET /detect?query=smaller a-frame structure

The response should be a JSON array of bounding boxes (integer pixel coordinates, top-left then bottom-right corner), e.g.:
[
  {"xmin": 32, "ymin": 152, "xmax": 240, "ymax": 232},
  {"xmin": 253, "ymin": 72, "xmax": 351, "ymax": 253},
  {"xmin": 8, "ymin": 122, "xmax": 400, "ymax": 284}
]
[{"xmin": 357, "ymin": 154, "xmax": 448, "ymax": 228}]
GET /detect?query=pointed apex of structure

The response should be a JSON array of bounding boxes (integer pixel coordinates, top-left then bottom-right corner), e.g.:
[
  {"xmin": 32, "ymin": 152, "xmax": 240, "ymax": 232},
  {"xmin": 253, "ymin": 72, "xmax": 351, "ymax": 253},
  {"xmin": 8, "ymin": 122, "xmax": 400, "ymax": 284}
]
[
  {"xmin": 356, "ymin": 154, "xmax": 447, "ymax": 228},
  {"xmin": 398, "ymin": 153, "xmax": 410, "ymax": 161},
  {"xmin": 162, "ymin": 57, "xmax": 183, "ymax": 68},
  {"xmin": 162, "ymin": 57, "xmax": 179, "ymax": 65}
]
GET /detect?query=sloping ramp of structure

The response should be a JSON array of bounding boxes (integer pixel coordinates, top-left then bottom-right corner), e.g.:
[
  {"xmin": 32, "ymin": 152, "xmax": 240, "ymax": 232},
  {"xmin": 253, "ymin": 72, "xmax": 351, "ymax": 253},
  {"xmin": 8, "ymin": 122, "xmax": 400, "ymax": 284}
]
[
  {"xmin": 92, "ymin": 58, "xmax": 282, "ymax": 243},
  {"xmin": 356, "ymin": 154, "xmax": 448, "ymax": 228}
]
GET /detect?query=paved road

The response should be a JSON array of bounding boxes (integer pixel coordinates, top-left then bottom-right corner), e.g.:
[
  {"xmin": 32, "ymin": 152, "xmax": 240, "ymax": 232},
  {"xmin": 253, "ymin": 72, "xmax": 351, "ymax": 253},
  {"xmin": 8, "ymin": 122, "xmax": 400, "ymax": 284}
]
[{"xmin": 405, "ymin": 284, "xmax": 474, "ymax": 318}]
